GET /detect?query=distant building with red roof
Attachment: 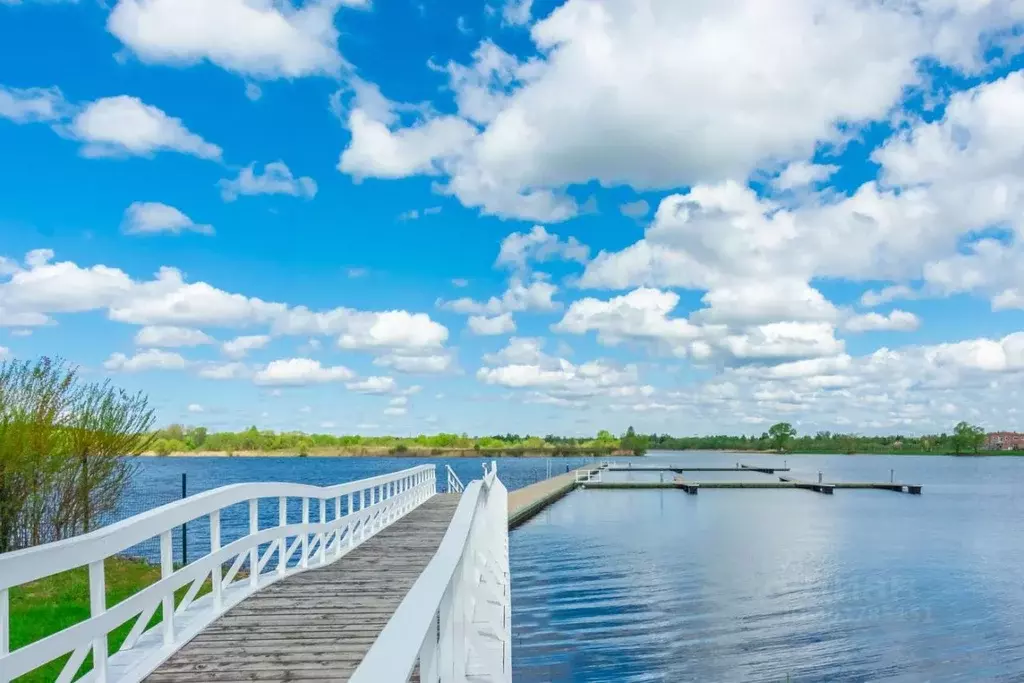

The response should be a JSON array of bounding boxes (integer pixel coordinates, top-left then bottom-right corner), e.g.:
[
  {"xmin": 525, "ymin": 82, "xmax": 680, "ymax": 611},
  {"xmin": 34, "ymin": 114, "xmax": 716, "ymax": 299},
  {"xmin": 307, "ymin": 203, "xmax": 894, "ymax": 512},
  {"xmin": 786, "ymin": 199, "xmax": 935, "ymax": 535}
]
[{"xmin": 984, "ymin": 432, "xmax": 1024, "ymax": 451}]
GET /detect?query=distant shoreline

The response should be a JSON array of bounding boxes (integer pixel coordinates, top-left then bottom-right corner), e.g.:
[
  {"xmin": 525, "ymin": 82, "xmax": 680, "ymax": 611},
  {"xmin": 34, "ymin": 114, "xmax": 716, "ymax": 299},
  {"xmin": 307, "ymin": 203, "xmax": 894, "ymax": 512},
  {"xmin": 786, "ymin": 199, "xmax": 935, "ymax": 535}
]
[{"xmin": 142, "ymin": 448, "xmax": 639, "ymax": 459}]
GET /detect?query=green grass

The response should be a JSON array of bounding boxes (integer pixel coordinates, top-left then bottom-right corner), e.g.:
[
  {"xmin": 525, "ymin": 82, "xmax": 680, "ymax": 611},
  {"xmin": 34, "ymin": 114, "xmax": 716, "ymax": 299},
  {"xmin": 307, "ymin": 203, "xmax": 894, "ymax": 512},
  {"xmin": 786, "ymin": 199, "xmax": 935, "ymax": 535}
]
[{"xmin": 9, "ymin": 557, "xmax": 213, "ymax": 683}]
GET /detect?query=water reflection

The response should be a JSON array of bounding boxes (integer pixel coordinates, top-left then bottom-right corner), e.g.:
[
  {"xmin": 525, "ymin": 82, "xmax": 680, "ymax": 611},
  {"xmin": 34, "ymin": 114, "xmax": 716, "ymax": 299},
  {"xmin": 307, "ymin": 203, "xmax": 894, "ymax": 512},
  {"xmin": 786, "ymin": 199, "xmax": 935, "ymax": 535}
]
[{"xmin": 511, "ymin": 452, "xmax": 1024, "ymax": 682}]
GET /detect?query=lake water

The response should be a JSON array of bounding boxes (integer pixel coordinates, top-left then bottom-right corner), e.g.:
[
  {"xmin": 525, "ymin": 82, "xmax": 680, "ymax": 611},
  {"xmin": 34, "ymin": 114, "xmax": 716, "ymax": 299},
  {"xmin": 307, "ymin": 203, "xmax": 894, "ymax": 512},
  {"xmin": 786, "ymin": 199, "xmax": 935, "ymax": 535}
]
[
  {"xmin": 127, "ymin": 452, "xmax": 1024, "ymax": 682},
  {"xmin": 512, "ymin": 451, "xmax": 1024, "ymax": 682}
]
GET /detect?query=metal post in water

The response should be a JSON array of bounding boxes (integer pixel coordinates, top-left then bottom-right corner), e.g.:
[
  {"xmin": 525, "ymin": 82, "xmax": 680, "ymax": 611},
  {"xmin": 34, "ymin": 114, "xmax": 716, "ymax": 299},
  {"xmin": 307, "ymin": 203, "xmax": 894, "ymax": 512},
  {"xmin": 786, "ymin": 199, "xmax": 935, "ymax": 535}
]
[
  {"xmin": 891, "ymin": 469, "xmax": 894, "ymax": 483},
  {"xmin": 181, "ymin": 473, "xmax": 188, "ymax": 565},
  {"xmin": 818, "ymin": 471, "xmax": 822, "ymax": 484}
]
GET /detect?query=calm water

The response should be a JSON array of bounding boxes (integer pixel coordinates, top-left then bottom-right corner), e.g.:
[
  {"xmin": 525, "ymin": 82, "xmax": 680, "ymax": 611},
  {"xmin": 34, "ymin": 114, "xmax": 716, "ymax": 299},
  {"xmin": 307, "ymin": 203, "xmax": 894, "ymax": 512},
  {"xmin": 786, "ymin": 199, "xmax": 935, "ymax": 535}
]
[
  {"xmin": 126, "ymin": 452, "xmax": 1024, "ymax": 681},
  {"xmin": 512, "ymin": 452, "xmax": 1024, "ymax": 682}
]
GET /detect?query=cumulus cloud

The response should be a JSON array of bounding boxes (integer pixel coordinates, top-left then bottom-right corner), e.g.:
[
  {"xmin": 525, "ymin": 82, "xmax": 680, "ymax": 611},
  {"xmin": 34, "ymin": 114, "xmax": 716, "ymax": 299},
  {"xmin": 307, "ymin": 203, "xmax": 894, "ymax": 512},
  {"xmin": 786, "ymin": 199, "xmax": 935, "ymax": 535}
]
[
  {"xmin": 495, "ymin": 225, "xmax": 589, "ymax": 271},
  {"xmin": 122, "ymin": 202, "xmax": 214, "ymax": 236},
  {"xmin": 104, "ymin": 349, "xmax": 187, "ymax": 372},
  {"xmin": 374, "ymin": 352, "xmax": 455, "ymax": 374},
  {"xmin": 0, "ymin": 85, "xmax": 68, "ymax": 123},
  {"xmin": 107, "ymin": 0, "xmax": 364, "ymax": 80},
  {"xmin": 338, "ymin": 0, "xmax": 1023, "ymax": 220},
  {"xmin": 253, "ymin": 358, "xmax": 354, "ymax": 386},
  {"xmin": 135, "ymin": 325, "xmax": 214, "ymax": 347},
  {"xmin": 222, "ymin": 334, "xmax": 271, "ymax": 359},
  {"xmin": 844, "ymin": 310, "xmax": 921, "ymax": 333},
  {"xmin": 439, "ymin": 277, "xmax": 559, "ymax": 315},
  {"xmin": 346, "ymin": 376, "xmax": 397, "ymax": 394},
  {"xmin": 70, "ymin": 96, "xmax": 222, "ymax": 159},
  {"xmin": 468, "ymin": 312, "xmax": 516, "ymax": 335},
  {"xmin": 219, "ymin": 161, "xmax": 317, "ymax": 201}
]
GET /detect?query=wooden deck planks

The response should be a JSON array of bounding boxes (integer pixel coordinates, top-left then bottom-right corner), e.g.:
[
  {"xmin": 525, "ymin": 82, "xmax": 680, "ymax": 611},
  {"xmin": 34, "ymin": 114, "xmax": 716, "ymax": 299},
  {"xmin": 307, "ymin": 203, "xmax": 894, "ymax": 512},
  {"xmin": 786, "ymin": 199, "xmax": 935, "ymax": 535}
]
[{"xmin": 145, "ymin": 495, "xmax": 461, "ymax": 683}]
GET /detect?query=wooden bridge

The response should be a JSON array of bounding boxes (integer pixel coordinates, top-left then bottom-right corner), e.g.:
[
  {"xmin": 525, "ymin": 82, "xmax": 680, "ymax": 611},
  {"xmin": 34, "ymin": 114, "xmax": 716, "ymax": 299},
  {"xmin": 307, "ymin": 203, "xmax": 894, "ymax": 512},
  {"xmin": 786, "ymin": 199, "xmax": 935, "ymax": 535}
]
[{"xmin": 0, "ymin": 460, "xmax": 920, "ymax": 683}]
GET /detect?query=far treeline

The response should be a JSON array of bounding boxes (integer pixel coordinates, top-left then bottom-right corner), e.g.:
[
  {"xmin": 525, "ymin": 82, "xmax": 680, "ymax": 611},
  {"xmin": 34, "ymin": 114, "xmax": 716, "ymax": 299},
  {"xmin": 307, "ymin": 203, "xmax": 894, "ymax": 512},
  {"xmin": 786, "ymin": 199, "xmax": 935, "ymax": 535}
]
[
  {"xmin": 150, "ymin": 421, "xmax": 998, "ymax": 457},
  {"xmin": 149, "ymin": 425, "xmax": 652, "ymax": 457}
]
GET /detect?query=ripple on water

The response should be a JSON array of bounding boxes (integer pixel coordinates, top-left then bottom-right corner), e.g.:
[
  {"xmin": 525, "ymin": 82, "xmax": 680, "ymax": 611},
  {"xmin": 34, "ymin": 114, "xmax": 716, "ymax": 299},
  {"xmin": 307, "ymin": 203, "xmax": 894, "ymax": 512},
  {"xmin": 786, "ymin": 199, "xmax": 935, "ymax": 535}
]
[{"xmin": 511, "ymin": 453, "xmax": 1024, "ymax": 682}]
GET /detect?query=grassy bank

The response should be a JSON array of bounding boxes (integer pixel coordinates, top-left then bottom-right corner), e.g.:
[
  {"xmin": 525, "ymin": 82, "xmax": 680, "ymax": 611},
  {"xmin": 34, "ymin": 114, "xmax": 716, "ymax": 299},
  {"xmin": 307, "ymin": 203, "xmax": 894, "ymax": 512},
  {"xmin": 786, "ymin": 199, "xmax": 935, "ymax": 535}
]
[{"xmin": 10, "ymin": 557, "xmax": 210, "ymax": 683}]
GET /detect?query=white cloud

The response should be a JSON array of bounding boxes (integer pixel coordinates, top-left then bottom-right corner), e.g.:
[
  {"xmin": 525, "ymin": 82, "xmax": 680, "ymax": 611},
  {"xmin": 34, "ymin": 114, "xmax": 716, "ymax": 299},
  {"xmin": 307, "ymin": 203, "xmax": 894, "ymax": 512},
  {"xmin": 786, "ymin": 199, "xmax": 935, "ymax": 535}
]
[
  {"xmin": 346, "ymin": 268, "xmax": 368, "ymax": 279},
  {"xmin": 451, "ymin": 278, "xmax": 469, "ymax": 288},
  {"xmin": 844, "ymin": 310, "xmax": 921, "ymax": 333},
  {"xmin": 774, "ymin": 161, "xmax": 838, "ymax": 191},
  {"xmin": 468, "ymin": 312, "xmax": 516, "ymax": 335},
  {"xmin": 253, "ymin": 358, "xmax": 354, "ymax": 386},
  {"xmin": 338, "ymin": 0, "xmax": 1023, "ymax": 221},
  {"xmin": 383, "ymin": 406, "xmax": 407, "ymax": 416},
  {"xmin": 107, "ymin": 0, "xmax": 363, "ymax": 79},
  {"xmin": 122, "ymin": 202, "xmax": 214, "ymax": 236},
  {"xmin": 219, "ymin": 161, "xmax": 317, "ymax": 201},
  {"xmin": 388, "ymin": 396, "xmax": 408, "ymax": 407},
  {"xmin": 860, "ymin": 285, "xmax": 918, "ymax": 308},
  {"xmin": 502, "ymin": 0, "xmax": 532, "ymax": 26},
  {"xmin": 346, "ymin": 376, "xmax": 397, "ymax": 394},
  {"xmin": 70, "ymin": 95, "xmax": 222, "ymax": 159},
  {"xmin": 0, "ymin": 346, "xmax": 9, "ymax": 360},
  {"xmin": 374, "ymin": 352, "xmax": 454, "ymax": 374},
  {"xmin": 719, "ymin": 322, "xmax": 844, "ymax": 362},
  {"xmin": 222, "ymin": 334, "xmax": 271, "ymax": 358},
  {"xmin": 439, "ymin": 277, "xmax": 559, "ymax": 315},
  {"xmin": 554, "ymin": 288, "xmax": 701, "ymax": 352},
  {"xmin": 198, "ymin": 361, "xmax": 250, "ymax": 380},
  {"xmin": 339, "ymin": 108, "xmax": 477, "ymax": 179},
  {"xmin": 0, "ymin": 85, "xmax": 67, "ymax": 123},
  {"xmin": 337, "ymin": 311, "xmax": 448, "ymax": 351},
  {"xmin": 619, "ymin": 199, "xmax": 650, "ymax": 219},
  {"xmin": 495, "ymin": 225, "xmax": 589, "ymax": 271},
  {"xmin": 244, "ymin": 83, "xmax": 262, "ymax": 101},
  {"xmin": 187, "ymin": 403, "xmax": 204, "ymax": 413},
  {"xmin": 135, "ymin": 325, "xmax": 214, "ymax": 347},
  {"xmin": 104, "ymin": 349, "xmax": 187, "ymax": 372}
]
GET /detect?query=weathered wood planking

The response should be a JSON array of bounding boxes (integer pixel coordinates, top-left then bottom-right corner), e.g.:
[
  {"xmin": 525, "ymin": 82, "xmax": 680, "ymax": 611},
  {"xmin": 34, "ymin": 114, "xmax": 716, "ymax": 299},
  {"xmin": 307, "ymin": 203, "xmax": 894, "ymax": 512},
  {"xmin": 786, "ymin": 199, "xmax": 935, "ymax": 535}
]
[{"xmin": 145, "ymin": 495, "xmax": 460, "ymax": 683}]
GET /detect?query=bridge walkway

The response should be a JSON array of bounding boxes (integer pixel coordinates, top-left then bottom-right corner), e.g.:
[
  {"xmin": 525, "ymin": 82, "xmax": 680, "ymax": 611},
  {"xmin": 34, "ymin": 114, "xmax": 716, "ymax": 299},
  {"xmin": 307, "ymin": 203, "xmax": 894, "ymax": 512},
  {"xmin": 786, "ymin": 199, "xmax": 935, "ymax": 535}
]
[{"xmin": 144, "ymin": 495, "xmax": 461, "ymax": 683}]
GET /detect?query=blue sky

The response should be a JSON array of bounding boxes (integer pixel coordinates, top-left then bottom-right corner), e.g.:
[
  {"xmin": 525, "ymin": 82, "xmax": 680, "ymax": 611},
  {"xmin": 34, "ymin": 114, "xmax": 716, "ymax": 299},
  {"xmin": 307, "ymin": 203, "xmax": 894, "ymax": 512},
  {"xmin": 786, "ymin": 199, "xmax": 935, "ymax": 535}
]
[{"xmin": 2, "ymin": 0, "xmax": 1024, "ymax": 437}]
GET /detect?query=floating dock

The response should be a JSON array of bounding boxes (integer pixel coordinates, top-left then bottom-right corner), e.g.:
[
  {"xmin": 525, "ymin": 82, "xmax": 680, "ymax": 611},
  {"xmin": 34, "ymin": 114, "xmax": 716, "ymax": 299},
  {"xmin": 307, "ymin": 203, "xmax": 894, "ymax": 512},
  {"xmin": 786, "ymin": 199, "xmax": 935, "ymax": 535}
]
[
  {"xmin": 507, "ymin": 467, "xmax": 601, "ymax": 528},
  {"xmin": 605, "ymin": 464, "xmax": 790, "ymax": 474},
  {"xmin": 583, "ymin": 478, "xmax": 922, "ymax": 495}
]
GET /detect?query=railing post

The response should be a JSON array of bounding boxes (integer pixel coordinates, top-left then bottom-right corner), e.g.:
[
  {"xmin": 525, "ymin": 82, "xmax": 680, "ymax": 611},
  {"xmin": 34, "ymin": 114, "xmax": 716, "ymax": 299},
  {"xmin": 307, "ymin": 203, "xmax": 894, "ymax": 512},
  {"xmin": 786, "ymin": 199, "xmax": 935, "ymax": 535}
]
[
  {"xmin": 301, "ymin": 498, "xmax": 310, "ymax": 569},
  {"xmin": 418, "ymin": 609, "xmax": 440, "ymax": 683},
  {"xmin": 89, "ymin": 560, "xmax": 108, "ymax": 682},
  {"xmin": 160, "ymin": 530, "xmax": 175, "ymax": 645},
  {"xmin": 0, "ymin": 587, "xmax": 8, "ymax": 679},
  {"xmin": 319, "ymin": 498, "xmax": 327, "ymax": 565},
  {"xmin": 249, "ymin": 499, "xmax": 259, "ymax": 588},
  {"xmin": 335, "ymin": 496, "xmax": 342, "ymax": 558},
  {"xmin": 279, "ymin": 496, "xmax": 288, "ymax": 576},
  {"xmin": 211, "ymin": 510, "xmax": 222, "ymax": 609}
]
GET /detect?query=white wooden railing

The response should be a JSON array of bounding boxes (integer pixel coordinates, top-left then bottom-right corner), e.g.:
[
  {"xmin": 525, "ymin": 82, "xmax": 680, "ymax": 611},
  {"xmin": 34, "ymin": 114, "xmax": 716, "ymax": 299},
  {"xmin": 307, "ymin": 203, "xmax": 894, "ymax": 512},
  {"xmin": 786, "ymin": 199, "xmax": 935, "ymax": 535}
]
[
  {"xmin": 0, "ymin": 465, "xmax": 436, "ymax": 683},
  {"xmin": 446, "ymin": 464, "xmax": 466, "ymax": 494},
  {"xmin": 575, "ymin": 468, "xmax": 602, "ymax": 484},
  {"xmin": 350, "ymin": 461, "xmax": 510, "ymax": 683}
]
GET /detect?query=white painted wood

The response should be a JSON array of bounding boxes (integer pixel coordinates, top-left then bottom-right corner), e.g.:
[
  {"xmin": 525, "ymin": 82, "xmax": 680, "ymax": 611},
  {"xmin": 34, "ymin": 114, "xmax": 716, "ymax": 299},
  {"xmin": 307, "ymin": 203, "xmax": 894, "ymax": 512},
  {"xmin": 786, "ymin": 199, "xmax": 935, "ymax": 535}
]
[
  {"xmin": 349, "ymin": 462, "xmax": 510, "ymax": 683},
  {"xmin": 210, "ymin": 510, "xmax": 222, "ymax": 610},
  {"xmin": 0, "ymin": 465, "xmax": 436, "ymax": 683},
  {"xmin": 89, "ymin": 560, "xmax": 108, "ymax": 683}
]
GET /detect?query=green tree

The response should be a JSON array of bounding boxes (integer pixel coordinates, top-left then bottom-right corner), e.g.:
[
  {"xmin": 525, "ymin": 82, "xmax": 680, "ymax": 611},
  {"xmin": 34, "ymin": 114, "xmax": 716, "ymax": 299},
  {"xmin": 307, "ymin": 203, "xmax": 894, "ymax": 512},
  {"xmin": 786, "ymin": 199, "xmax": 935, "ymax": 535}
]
[
  {"xmin": 620, "ymin": 426, "xmax": 649, "ymax": 456},
  {"xmin": 952, "ymin": 421, "xmax": 985, "ymax": 455},
  {"xmin": 768, "ymin": 422, "xmax": 797, "ymax": 453}
]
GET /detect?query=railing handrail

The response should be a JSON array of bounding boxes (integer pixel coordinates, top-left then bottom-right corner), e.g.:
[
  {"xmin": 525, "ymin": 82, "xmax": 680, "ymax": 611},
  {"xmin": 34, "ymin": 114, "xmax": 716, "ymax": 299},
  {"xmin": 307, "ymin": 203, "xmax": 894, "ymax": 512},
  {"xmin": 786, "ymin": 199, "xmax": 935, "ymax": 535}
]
[
  {"xmin": 349, "ymin": 463, "xmax": 504, "ymax": 683},
  {"xmin": 0, "ymin": 464, "xmax": 433, "ymax": 590},
  {"xmin": 446, "ymin": 464, "xmax": 465, "ymax": 493}
]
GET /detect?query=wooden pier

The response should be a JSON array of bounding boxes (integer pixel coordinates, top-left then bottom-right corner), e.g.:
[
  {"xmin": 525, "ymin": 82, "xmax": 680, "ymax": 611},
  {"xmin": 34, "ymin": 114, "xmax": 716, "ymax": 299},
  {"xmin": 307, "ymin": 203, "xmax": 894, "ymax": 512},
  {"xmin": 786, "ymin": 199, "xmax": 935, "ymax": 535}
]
[
  {"xmin": 145, "ymin": 496, "xmax": 461, "ymax": 682},
  {"xmin": 605, "ymin": 465, "xmax": 789, "ymax": 474},
  {"xmin": 583, "ymin": 479, "xmax": 921, "ymax": 495},
  {"xmin": 508, "ymin": 467, "xmax": 599, "ymax": 528}
]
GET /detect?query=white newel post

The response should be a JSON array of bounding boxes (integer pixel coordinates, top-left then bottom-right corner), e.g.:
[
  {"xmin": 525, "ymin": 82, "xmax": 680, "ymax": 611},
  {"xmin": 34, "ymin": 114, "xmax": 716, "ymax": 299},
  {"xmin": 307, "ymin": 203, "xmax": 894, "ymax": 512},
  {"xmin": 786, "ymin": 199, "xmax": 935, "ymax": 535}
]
[
  {"xmin": 89, "ymin": 560, "xmax": 108, "ymax": 682},
  {"xmin": 160, "ymin": 530, "xmax": 175, "ymax": 645},
  {"xmin": 249, "ymin": 499, "xmax": 259, "ymax": 588},
  {"xmin": 319, "ymin": 498, "xmax": 327, "ymax": 565},
  {"xmin": 278, "ymin": 497, "xmax": 287, "ymax": 576},
  {"xmin": 210, "ymin": 510, "xmax": 222, "ymax": 609},
  {"xmin": 301, "ymin": 498, "xmax": 310, "ymax": 569}
]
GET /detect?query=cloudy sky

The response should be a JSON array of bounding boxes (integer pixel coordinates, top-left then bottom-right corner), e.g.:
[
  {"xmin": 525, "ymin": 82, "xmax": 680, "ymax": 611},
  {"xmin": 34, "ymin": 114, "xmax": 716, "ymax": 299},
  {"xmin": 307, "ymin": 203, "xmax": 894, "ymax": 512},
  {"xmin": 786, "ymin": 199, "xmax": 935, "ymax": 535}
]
[{"xmin": 2, "ymin": 0, "xmax": 1023, "ymax": 437}]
